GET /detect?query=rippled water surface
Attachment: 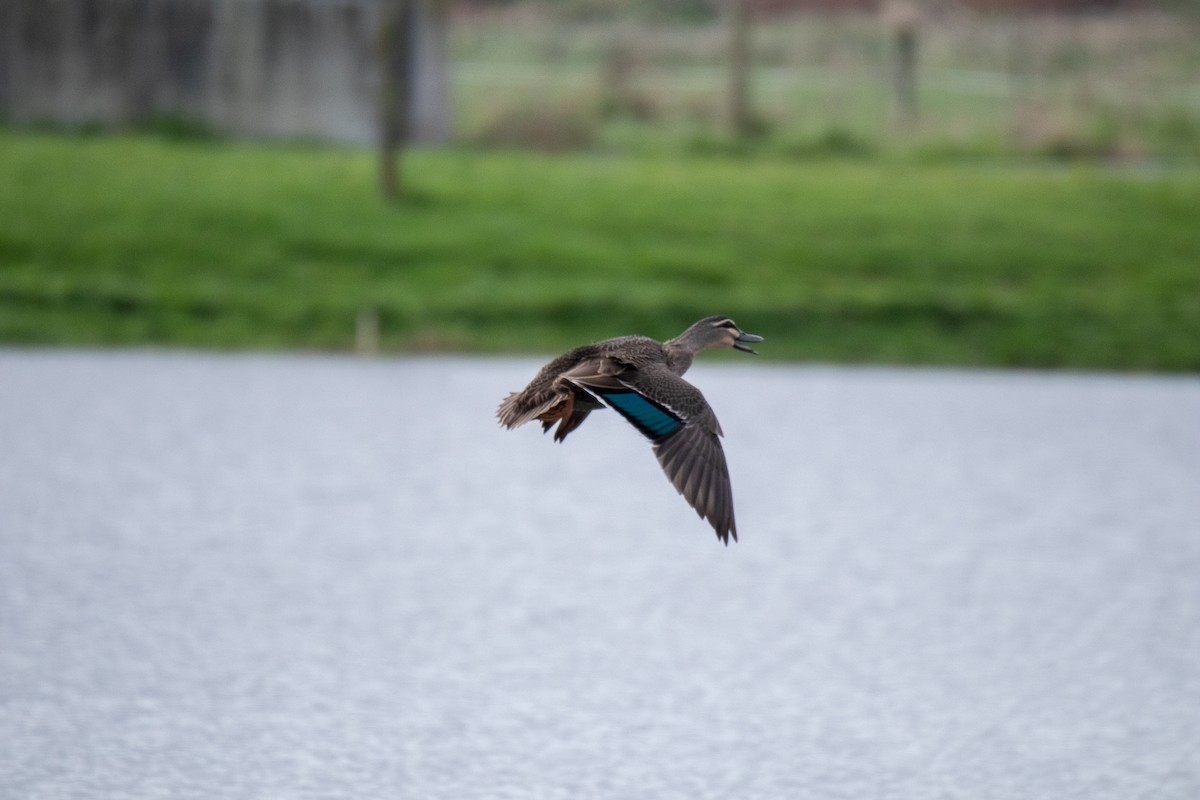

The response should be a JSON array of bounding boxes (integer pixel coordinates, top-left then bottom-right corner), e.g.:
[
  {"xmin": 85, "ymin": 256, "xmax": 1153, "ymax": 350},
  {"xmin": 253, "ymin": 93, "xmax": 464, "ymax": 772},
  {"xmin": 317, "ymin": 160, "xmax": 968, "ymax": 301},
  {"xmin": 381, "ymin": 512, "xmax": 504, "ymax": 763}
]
[{"xmin": 2, "ymin": 350, "xmax": 1198, "ymax": 799}]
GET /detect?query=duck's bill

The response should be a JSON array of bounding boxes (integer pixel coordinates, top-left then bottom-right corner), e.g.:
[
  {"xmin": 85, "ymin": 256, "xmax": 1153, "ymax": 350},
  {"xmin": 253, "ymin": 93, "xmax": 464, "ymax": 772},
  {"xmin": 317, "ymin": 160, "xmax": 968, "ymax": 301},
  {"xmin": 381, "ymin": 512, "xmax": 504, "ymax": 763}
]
[{"xmin": 733, "ymin": 331, "xmax": 764, "ymax": 354}]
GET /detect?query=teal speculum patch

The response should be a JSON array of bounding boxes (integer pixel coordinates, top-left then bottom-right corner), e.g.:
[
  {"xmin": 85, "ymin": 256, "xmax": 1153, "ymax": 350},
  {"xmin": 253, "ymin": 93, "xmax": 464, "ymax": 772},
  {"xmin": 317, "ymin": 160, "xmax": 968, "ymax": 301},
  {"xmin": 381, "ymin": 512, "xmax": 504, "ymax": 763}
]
[{"xmin": 596, "ymin": 389, "xmax": 682, "ymax": 441}]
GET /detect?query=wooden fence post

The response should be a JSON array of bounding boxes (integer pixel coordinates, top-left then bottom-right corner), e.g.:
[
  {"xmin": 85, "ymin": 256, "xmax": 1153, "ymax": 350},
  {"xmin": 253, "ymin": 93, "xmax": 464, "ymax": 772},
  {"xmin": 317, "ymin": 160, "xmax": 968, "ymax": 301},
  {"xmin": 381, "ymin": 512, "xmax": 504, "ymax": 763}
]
[
  {"xmin": 378, "ymin": 0, "xmax": 415, "ymax": 200},
  {"xmin": 884, "ymin": 0, "xmax": 920, "ymax": 133}
]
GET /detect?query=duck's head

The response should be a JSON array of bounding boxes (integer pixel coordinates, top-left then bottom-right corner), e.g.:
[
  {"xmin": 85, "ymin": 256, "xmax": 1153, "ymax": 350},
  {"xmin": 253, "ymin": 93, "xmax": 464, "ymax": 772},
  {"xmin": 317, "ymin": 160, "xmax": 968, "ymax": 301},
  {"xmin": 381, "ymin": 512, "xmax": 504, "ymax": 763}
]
[{"xmin": 674, "ymin": 315, "xmax": 764, "ymax": 355}]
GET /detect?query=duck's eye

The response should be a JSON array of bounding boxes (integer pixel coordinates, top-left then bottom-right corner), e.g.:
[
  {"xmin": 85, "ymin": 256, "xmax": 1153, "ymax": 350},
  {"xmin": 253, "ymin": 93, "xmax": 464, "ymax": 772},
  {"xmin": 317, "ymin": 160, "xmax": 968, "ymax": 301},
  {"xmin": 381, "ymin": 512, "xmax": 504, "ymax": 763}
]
[{"xmin": 718, "ymin": 320, "xmax": 737, "ymax": 329}]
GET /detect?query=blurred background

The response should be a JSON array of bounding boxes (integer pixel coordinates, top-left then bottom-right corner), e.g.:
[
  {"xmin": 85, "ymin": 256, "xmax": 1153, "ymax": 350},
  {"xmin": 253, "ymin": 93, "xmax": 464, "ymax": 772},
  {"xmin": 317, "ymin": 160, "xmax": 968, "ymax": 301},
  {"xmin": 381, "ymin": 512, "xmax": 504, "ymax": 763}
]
[
  {"xmin": 4, "ymin": 7, "xmax": 1200, "ymax": 796},
  {"xmin": 2, "ymin": 0, "xmax": 1198, "ymax": 368}
]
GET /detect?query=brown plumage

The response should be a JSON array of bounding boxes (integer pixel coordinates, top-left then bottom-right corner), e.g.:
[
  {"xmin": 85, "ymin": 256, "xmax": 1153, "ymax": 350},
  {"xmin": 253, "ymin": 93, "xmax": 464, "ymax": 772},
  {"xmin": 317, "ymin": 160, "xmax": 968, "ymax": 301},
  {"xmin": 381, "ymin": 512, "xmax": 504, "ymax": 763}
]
[{"xmin": 496, "ymin": 316, "xmax": 762, "ymax": 544}]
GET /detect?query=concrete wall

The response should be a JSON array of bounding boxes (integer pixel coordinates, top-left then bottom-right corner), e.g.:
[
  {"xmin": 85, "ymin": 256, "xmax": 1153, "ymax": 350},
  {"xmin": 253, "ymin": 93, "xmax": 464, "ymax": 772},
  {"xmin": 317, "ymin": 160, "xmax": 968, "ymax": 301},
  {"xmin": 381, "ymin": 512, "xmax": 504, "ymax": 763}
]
[{"xmin": 0, "ymin": 0, "xmax": 450, "ymax": 144}]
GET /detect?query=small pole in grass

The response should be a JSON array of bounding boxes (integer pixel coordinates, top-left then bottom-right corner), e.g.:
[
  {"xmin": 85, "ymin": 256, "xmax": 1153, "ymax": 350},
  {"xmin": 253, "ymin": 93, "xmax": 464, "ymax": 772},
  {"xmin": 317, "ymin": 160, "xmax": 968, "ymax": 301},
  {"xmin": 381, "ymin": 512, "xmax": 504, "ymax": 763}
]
[
  {"xmin": 884, "ymin": 0, "xmax": 920, "ymax": 134},
  {"xmin": 356, "ymin": 308, "xmax": 381, "ymax": 356}
]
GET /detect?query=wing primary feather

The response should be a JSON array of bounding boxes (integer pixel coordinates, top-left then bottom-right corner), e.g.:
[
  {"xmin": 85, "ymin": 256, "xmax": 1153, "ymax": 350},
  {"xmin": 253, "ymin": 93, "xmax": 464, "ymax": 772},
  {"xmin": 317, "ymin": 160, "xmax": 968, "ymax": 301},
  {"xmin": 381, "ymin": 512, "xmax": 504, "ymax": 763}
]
[
  {"xmin": 717, "ymin": 476, "xmax": 732, "ymax": 540},
  {"xmin": 710, "ymin": 474, "xmax": 729, "ymax": 537},
  {"xmin": 707, "ymin": 456, "xmax": 725, "ymax": 533},
  {"xmin": 703, "ymin": 462, "xmax": 717, "ymax": 521},
  {"xmin": 693, "ymin": 455, "xmax": 712, "ymax": 523},
  {"xmin": 671, "ymin": 445, "xmax": 694, "ymax": 496},
  {"xmin": 660, "ymin": 437, "xmax": 686, "ymax": 486}
]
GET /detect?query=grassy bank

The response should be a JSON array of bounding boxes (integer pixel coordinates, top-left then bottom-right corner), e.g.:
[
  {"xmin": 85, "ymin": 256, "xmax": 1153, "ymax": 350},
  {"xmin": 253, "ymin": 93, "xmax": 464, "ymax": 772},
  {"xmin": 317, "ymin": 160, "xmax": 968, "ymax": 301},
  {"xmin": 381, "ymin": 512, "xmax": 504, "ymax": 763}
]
[{"xmin": 2, "ymin": 130, "xmax": 1199, "ymax": 370}]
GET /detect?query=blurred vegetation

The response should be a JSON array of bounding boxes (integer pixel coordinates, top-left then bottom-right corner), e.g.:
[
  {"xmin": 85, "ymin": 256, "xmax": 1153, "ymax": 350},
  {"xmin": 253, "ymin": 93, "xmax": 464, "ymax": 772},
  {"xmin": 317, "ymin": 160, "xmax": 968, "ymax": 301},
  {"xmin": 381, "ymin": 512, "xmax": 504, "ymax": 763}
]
[
  {"xmin": 452, "ymin": 5, "xmax": 1200, "ymax": 162},
  {"xmin": 3, "ymin": 129, "xmax": 1199, "ymax": 370}
]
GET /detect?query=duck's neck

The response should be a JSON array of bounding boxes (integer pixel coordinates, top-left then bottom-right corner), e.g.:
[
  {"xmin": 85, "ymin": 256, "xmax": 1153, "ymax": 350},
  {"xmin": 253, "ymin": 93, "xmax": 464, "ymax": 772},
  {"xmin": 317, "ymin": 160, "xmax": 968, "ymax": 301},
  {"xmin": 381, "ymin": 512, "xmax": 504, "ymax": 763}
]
[{"xmin": 663, "ymin": 341, "xmax": 696, "ymax": 375}]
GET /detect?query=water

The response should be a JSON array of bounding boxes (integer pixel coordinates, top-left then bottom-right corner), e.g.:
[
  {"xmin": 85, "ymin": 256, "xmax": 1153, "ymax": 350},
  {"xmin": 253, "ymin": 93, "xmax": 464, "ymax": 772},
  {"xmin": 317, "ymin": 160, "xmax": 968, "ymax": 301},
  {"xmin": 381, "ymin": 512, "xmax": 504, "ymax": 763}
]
[{"xmin": 2, "ymin": 350, "xmax": 1198, "ymax": 800}]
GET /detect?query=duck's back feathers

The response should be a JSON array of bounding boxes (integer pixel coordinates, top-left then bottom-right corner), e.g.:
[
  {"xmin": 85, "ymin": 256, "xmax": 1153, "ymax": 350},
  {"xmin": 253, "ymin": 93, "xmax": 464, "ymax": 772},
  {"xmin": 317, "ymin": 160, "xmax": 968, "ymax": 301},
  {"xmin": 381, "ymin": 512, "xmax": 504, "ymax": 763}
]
[{"xmin": 496, "ymin": 339, "xmax": 652, "ymax": 428}]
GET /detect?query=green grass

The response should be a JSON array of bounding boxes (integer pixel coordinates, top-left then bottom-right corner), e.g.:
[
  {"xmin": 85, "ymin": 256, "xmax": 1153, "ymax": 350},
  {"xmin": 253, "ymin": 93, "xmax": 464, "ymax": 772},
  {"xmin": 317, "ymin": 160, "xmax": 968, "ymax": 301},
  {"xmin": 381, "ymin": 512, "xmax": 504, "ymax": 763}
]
[{"xmin": 2, "ymin": 129, "xmax": 1200, "ymax": 370}]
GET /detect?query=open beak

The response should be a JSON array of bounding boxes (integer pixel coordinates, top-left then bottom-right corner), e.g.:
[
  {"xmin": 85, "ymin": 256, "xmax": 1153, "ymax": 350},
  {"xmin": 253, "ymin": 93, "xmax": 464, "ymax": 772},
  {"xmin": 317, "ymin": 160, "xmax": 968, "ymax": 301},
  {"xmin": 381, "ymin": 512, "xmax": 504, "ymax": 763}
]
[{"xmin": 733, "ymin": 330, "xmax": 764, "ymax": 355}]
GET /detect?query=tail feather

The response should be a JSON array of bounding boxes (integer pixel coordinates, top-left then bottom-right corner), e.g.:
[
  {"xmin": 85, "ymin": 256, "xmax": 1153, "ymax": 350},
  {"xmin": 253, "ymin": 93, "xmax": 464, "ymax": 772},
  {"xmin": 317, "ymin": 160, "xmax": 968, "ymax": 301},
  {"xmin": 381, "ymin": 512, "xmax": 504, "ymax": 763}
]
[{"xmin": 496, "ymin": 390, "xmax": 560, "ymax": 429}]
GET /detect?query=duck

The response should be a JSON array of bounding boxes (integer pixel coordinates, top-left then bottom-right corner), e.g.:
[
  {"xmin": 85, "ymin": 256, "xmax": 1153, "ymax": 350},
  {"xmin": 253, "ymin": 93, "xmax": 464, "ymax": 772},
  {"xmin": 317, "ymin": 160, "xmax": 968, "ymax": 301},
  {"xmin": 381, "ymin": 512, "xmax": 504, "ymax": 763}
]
[{"xmin": 496, "ymin": 315, "xmax": 763, "ymax": 544}]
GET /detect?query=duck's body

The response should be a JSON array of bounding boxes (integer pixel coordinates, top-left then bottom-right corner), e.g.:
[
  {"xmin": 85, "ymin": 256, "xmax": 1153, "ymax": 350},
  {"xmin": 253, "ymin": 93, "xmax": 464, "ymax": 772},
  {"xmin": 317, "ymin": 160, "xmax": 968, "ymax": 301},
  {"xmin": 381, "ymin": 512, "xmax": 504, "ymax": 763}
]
[{"xmin": 497, "ymin": 316, "xmax": 762, "ymax": 544}]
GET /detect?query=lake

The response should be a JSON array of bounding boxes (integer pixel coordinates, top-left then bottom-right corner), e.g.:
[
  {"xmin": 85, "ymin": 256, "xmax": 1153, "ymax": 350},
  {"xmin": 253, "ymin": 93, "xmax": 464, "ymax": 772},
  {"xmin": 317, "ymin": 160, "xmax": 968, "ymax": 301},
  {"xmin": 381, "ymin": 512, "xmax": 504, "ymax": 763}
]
[{"xmin": 2, "ymin": 350, "xmax": 1198, "ymax": 799}]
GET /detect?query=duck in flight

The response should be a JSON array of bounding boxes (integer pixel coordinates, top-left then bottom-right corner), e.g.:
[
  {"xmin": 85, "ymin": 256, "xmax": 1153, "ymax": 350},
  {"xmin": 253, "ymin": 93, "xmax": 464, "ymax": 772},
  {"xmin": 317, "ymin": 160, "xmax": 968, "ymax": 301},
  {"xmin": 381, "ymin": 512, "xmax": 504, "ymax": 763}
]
[{"xmin": 496, "ymin": 316, "xmax": 762, "ymax": 544}]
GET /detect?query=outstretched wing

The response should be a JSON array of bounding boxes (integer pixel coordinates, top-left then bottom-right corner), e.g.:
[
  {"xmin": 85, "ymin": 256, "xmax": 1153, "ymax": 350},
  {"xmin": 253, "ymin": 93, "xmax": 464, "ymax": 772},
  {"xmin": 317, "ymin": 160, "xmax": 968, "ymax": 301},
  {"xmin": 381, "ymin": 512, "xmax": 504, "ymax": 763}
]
[
  {"xmin": 652, "ymin": 420, "xmax": 735, "ymax": 544},
  {"xmin": 564, "ymin": 362, "xmax": 738, "ymax": 543}
]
